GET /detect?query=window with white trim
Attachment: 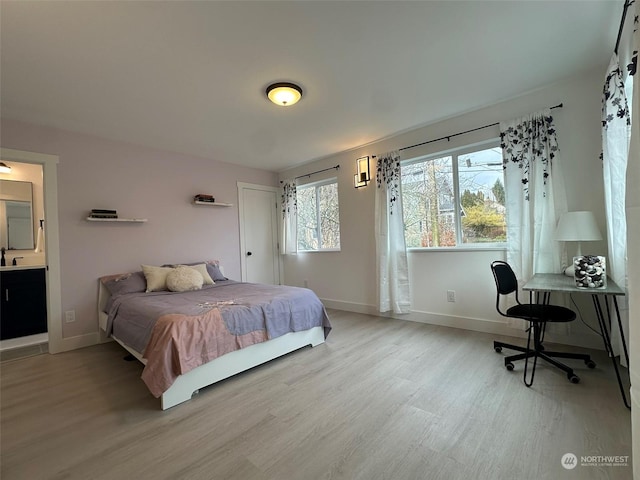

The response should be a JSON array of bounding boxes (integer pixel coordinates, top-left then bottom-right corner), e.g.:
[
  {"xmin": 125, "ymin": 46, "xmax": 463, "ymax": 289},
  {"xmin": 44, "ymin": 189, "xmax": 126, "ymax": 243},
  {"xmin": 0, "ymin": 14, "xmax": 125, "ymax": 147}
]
[
  {"xmin": 296, "ymin": 178, "xmax": 341, "ymax": 251},
  {"xmin": 401, "ymin": 141, "xmax": 506, "ymax": 248}
]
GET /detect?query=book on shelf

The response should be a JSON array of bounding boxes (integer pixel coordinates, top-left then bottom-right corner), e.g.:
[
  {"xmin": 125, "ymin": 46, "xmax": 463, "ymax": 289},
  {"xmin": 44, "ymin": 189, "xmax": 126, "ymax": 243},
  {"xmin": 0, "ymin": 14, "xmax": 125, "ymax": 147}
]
[
  {"xmin": 91, "ymin": 209, "xmax": 117, "ymax": 215},
  {"xmin": 194, "ymin": 194, "xmax": 215, "ymax": 203},
  {"xmin": 89, "ymin": 214, "xmax": 118, "ymax": 219}
]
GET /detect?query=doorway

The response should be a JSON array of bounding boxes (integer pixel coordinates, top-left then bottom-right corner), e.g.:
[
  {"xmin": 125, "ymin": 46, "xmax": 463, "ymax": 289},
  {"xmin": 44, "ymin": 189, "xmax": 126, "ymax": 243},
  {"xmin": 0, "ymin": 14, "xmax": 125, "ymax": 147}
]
[
  {"xmin": 237, "ymin": 182, "xmax": 280, "ymax": 285},
  {"xmin": 0, "ymin": 163, "xmax": 47, "ymax": 352},
  {"xmin": 0, "ymin": 148, "xmax": 62, "ymax": 354}
]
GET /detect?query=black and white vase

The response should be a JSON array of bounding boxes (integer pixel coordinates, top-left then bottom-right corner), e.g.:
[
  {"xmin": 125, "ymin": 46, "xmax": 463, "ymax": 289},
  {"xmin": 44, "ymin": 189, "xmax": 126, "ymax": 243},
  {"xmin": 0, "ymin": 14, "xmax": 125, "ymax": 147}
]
[{"xmin": 573, "ymin": 255, "xmax": 606, "ymax": 288}]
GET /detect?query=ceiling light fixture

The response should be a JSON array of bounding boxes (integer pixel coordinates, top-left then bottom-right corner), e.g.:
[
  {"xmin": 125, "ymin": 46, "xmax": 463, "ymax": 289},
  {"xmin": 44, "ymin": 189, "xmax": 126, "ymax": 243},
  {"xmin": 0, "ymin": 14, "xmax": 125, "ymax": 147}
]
[
  {"xmin": 266, "ymin": 82, "xmax": 303, "ymax": 107},
  {"xmin": 0, "ymin": 162, "xmax": 11, "ymax": 174}
]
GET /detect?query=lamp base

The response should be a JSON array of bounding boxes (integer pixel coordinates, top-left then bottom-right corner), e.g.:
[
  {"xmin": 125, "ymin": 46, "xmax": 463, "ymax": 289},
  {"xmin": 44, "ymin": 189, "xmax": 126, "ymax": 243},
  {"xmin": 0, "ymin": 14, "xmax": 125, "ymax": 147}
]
[
  {"xmin": 563, "ymin": 265, "xmax": 575, "ymax": 277},
  {"xmin": 573, "ymin": 255, "xmax": 606, "ymax": 288}
]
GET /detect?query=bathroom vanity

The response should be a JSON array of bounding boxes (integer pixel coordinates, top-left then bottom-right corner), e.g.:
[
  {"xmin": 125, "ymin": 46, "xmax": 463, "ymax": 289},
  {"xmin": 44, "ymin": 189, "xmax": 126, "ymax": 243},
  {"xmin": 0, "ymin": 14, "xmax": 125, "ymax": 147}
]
[{"xmin": 0, "ymin": 266, "xmax": 47, "ymax": 340}]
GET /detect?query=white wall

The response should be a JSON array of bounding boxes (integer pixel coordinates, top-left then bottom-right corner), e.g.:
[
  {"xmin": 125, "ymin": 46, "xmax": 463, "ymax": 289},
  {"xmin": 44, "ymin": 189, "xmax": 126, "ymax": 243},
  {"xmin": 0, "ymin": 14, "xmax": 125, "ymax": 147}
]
[
  {"xmin": 281, "ymin": 69, "xmax": 608, "ymax": 348},
  {"xmin": 0, "ymin": 119, "xmax": 278, "ymax": 345}
]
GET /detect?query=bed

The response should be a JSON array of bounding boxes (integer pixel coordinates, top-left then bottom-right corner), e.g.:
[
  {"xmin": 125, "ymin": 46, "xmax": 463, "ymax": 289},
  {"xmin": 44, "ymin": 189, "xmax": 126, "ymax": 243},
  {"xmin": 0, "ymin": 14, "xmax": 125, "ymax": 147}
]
[{"xmin": 98, "ymin": 261, "xmax": 331, "ymax": 410}]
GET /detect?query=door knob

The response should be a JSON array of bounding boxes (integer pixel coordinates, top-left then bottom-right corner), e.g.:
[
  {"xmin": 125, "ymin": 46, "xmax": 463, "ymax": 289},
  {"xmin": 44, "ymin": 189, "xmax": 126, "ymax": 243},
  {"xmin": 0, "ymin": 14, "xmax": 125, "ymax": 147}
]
[{"xmin": 247, "ymin": 251, "xmax": 252, "ymax": 256}]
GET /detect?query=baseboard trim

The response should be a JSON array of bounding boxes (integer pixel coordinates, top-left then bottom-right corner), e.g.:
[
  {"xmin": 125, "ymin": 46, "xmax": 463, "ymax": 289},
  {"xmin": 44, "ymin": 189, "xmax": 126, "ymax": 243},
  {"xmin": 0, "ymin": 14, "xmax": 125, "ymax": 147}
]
[
  {"xmin": 55, "ymin": 332, "xmax": 101, "ymax": 353},
  {"xmin": 321, "ymin": 298, "xmax": 605, "ymax": 351}
]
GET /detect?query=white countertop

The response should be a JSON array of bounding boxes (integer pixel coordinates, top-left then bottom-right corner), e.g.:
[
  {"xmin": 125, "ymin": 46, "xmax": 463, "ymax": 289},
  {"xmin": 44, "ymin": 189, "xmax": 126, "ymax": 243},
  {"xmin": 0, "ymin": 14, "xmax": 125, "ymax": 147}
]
[{"xmin": 0, "ymin": 264, "xmax": 46, "ymax": 272}]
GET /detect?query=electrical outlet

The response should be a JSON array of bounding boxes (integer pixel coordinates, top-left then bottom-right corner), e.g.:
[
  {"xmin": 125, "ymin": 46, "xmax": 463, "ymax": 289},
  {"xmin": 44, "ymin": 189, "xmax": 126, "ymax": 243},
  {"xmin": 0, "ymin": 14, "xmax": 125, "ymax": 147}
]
[
  {"xmin": 64, "ymin": 310, "xmax": 76, "ymax": 323},
  {"xmin": 447, "ymin": 290, "xmax": 456, "ymax": 303}
]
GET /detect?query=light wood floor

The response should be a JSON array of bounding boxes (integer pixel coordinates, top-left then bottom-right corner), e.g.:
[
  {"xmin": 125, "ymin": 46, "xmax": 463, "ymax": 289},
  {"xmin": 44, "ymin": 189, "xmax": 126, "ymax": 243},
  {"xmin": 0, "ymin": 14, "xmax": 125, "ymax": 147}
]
[{"xmin": 1, "ymin": 310, "xmax": 632, "ymax": 480}]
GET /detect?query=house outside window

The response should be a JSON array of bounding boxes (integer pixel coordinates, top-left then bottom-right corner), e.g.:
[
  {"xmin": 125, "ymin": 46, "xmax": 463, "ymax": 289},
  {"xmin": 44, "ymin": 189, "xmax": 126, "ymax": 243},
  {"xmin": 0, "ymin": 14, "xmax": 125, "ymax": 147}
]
[
  {"xmin": 297, "ymin": 178, "xmax": 341, "ymax": 251},
  {"xmin": 401, "ymin": 141, "xmax": 506, "ymax": 248}
]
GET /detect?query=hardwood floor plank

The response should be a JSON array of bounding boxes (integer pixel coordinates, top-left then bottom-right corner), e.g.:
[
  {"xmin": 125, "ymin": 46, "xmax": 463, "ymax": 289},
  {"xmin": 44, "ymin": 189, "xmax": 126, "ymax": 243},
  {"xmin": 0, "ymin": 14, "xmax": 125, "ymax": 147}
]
[{"xmin": 0, "ymin": 309, "xmax": 632, "ymax": 479}]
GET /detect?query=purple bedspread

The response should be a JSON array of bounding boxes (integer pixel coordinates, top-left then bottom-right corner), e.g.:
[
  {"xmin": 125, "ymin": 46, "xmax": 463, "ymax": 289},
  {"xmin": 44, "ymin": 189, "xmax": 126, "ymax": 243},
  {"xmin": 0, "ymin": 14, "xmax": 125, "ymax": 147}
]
[{"xmin": 105, "ymin": 280, "xmax": 332, "ymax": 354}]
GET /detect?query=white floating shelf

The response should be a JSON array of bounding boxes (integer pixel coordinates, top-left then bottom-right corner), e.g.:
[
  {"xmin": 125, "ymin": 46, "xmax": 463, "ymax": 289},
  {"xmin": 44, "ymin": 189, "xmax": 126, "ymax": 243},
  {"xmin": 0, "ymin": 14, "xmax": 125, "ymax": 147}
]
[
  {"xmin": 193, "ymin": 200, "xmax": 233, "ymax": 207},
  {"xmin": 86, "ymin": 217, "xmax": 147, "ymax": 223}
]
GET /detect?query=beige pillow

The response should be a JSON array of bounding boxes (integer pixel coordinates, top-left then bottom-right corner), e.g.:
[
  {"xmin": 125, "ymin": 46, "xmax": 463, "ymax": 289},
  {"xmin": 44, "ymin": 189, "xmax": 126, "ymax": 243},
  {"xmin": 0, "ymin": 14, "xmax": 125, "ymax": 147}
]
[
  {"xmin": 141, "ymin": 265, "xmax": 173, "ymax": 292},
  {"xmin": 166, "ymin": 266, "xmax": 204, "ymax": 292},
  {"xmin": 177, "ymin": 264, "xmax": 215, "ymax": 285}
]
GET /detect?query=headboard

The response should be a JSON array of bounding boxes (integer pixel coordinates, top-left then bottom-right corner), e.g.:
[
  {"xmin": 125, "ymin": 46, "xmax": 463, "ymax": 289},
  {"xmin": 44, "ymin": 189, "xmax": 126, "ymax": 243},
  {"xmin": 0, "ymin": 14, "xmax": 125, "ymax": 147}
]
[{"xmin": 97, "ymin": 264, "xmax": 225, "ymax": 332}]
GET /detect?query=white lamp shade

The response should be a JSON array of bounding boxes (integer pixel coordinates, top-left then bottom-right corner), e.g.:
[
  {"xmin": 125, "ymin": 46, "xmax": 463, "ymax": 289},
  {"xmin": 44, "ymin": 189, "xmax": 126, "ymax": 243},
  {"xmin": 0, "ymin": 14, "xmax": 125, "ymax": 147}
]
[{"xmin": 555, "ymin": 211, "xmax": 603, "ymax": 241}]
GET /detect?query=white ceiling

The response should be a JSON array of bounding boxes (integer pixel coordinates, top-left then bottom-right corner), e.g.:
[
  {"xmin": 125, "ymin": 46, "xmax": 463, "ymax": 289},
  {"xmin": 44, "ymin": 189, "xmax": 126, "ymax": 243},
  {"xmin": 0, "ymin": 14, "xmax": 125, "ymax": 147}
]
[{"xmin": 0, "ymin": 1, "xmax": 622, "ymax": 172}]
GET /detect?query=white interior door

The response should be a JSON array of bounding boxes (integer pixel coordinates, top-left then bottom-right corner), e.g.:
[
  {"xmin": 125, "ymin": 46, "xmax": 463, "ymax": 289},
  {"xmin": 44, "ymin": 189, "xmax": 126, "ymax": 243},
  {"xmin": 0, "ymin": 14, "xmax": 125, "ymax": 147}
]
[{"xmin": 238, "ymin": 183, "xmax": 280, "ymax": 284}]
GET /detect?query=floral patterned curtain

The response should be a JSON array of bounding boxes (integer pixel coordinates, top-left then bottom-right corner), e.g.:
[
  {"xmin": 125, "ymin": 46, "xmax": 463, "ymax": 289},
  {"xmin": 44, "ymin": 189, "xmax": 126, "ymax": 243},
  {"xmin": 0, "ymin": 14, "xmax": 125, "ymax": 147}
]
[
  {"xmin": 280, "ymin": 180, "xmax": 297, "ymax": 255},
  {"xmin": 374, "ymin": 151, "xmax": 410, "ymax": 314},
  {"xmin": 602, "ymin": 7, "xmax": 637, "ymax": 365},
  {"xmin": 500, "ymin": 109, "xmax": 567, "ymax": 282}
]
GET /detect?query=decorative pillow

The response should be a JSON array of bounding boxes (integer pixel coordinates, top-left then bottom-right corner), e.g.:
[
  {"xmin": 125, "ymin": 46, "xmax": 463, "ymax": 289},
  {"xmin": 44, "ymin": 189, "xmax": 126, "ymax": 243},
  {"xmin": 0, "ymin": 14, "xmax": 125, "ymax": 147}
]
[
  {"xmin": 166, "ymin": 266, "xmax": 204, "ymax": 292},
  {"xmin": 141, "ymin": 265, "xmax": 173, "ymax": 292},
  {"xmin": 163, "ymin": 260, "xmax": 226, "ymax": 282},
  {"xmin": 205, "ymin": 260, "xmax": 227, "ymax": 281},
  {"xmin": 164, "ymin": 263, "xmax": 215, "ymax": 285},
  {"xmin": 100, "ymin": 271, "xmax": 147, "ymax": 297}
]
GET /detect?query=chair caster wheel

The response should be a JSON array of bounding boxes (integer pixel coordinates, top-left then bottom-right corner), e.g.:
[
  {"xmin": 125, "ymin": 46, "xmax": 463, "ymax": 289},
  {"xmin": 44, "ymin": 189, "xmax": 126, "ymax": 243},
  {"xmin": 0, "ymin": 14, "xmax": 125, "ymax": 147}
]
[
  {"xmin": 568, "ymin": 374, "xmax": 580, "ymax": 384},
  {"xmin": 505, "ymin": 362, "xmax": 515, "ymax": 371},
  {"xmin": 586, "ymin": 360, "xmax": 596, "ymax": 369},
  {"xmin": 494, "ymin": 346, "xmax": 502, "ymax": 353}
]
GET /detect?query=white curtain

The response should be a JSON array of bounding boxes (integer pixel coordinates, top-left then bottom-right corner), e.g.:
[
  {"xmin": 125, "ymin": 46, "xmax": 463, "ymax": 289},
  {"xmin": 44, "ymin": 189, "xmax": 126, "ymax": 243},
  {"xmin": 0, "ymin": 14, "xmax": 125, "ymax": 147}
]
[
  {"xmin": 627, "ymin": 12, "xmax": 639, "ymax": 475},
  {"xmin": 280, "ymin": 180, "xmax": 297, "ymax": 255},
  {"xmin": 602, "ymin": 53, "xmax": 632, "ymax": 361},
  {"xmin": 374, "ymin": 151, "xmax": 410, "ymax": 314},
  {"xmin": 500, "ymin": 109, "xmax": 567, "ymax": 282}
]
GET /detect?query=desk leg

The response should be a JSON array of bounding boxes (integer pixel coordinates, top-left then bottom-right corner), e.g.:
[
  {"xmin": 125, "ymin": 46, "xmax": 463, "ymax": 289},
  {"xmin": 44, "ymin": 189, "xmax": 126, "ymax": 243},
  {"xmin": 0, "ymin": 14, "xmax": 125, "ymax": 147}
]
[
  {"xmin": 592, "ymin": 294, "xmax": 630, "ymax": 409},
  {"xmin": 612, "ymin": 296, "xmax": 630, "ymax": 368}
]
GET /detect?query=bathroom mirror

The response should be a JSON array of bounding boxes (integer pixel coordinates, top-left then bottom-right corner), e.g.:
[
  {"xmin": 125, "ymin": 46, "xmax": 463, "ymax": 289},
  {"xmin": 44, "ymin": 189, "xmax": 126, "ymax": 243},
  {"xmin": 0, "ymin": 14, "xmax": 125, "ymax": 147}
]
[{"xmin": 0, "ymin": 179, "xmax": 34, "ymax": 250}]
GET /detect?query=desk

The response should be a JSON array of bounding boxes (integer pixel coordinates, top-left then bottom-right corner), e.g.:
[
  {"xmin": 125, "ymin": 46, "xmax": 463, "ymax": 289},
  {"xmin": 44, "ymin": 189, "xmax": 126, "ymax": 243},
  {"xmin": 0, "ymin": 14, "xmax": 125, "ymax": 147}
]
[{"xmin": 523, "ymin": 274, "xmax": 629, "ymax": 408}]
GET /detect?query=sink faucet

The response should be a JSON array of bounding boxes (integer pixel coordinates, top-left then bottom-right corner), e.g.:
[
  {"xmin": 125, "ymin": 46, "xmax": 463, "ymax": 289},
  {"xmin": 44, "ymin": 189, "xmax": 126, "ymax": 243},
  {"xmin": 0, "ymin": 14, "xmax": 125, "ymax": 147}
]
[{"xmin": 12, "ymin": 256, "xmax": 24, "ymax": 266}]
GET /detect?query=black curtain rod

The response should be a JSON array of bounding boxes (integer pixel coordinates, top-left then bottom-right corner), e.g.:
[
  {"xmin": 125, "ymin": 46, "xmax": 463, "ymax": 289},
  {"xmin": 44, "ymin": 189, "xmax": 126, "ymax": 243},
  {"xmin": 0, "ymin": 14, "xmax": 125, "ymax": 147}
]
[
  {"xmin": 614, "ymin": 0, "xmax": 634, "ymax": 55},
  {"xmin": 398, "ymin": 103, "xmax": 563, "ymax": 153},
  {"xmin": 280, "ymin": 164, "xmax": 340, "ymax": 183}
]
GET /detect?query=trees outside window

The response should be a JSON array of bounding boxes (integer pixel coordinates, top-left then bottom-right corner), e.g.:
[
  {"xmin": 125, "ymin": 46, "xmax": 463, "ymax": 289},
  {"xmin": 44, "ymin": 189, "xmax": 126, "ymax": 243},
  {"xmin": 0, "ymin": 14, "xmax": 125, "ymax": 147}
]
[
  {"xmin": 401, "ymin": 143, "xmax": 506, "ymax": 248},
  {"xmin": 297, "ymin": 179, "xmax": 341, "ymax": 251}
]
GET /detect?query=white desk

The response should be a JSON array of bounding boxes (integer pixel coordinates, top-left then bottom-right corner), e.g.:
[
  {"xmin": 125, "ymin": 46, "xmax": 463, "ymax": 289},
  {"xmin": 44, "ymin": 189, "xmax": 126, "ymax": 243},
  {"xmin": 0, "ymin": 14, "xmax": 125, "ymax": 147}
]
[{"xmin": 523, "ymin": 274, "xmax": 629, "ymax": 408}]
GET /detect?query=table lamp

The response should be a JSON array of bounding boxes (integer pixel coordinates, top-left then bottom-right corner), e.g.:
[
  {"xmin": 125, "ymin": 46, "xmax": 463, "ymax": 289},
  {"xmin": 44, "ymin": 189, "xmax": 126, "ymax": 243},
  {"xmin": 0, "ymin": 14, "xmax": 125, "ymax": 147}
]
[{"xmin": 555, "ymin": 211, "xmax": 603, "ymax": 277}]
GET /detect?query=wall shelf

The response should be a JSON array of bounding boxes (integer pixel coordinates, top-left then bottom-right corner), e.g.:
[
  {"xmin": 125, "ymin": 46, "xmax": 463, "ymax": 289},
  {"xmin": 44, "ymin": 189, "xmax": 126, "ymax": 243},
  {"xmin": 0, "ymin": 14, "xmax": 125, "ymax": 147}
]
[
  {"xmin": 193, "ymin": 200, "xmax": 233, "ymax": 207},
  {"xmin": 86, "ymin": 217, "xmax": 147, "ymax": 223}
]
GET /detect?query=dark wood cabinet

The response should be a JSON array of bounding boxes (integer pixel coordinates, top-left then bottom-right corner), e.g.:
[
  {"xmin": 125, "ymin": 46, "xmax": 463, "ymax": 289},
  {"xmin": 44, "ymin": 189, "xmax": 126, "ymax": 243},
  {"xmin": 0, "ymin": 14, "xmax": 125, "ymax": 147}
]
[{"xmin": 1, "ymin": 268, "xmax": 47, "ymax": 340}]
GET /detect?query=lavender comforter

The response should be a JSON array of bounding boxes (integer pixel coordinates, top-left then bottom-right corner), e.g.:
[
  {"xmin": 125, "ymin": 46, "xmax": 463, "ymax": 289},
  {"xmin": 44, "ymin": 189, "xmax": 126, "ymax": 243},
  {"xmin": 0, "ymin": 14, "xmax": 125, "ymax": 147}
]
[{"xmin": 104, "ymin": 281, "xmax": 331, "ymax": 396}]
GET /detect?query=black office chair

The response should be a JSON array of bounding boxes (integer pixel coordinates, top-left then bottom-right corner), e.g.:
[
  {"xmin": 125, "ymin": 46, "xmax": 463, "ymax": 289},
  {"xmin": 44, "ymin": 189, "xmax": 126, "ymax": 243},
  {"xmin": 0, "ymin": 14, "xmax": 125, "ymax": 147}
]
[{"xmin": 491, "ymin": 261, "xmax": 596, "ymax": 386}]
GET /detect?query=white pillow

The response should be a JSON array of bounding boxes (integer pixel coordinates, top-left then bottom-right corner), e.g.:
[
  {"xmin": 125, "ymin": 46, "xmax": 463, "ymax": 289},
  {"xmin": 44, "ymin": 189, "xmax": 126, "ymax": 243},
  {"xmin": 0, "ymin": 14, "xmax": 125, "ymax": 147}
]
[
  {"xmin": 141, "ymin": 265, "xmax": 173, "ymax": 292},
  {"xmin": 166, "ymin": 266, "xmax": 204, "ymax": 292},
  {"xmin": 177, "ymin": 263, "xmax": 215, "ymax": 285}
]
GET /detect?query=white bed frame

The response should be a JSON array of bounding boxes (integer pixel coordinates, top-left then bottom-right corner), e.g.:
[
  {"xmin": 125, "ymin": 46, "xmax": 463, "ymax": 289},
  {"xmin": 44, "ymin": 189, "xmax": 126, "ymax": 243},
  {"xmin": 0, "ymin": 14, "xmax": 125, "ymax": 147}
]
[{"xmin": 98, "ymin": 281, "xmax": 326, "ymax": 410}]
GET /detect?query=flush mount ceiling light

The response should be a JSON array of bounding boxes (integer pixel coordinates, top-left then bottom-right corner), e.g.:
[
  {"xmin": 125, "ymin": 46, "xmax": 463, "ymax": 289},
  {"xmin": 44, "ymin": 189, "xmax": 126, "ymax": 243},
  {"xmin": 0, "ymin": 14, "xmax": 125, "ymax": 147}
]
[
  {"xmin": 266, "ymin": 82, "xmax": 303, "ymax": 107},
  {"xmin": 0, "ymin": 162, "xmax": 11, "ymax": 173}
]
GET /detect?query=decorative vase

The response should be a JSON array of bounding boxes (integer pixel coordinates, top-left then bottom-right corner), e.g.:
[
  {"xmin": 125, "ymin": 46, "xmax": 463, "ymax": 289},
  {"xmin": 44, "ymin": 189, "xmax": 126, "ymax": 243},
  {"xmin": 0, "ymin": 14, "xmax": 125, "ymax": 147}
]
[{"xmin": 573, "ymin": 255, "xmax": 606, "ymax": 288}]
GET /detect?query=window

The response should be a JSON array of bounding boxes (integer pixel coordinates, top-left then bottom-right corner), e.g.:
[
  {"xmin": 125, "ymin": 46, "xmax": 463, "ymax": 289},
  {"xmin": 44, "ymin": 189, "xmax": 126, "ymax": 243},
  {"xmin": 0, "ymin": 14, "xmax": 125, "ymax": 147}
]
[
  {"xmin": 401, "ymin": 142, "xmax": 506, "ymax": 248},
  {"xmin": 297, "ymin": 178, "xmax": 341, "ymax": 251}
]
